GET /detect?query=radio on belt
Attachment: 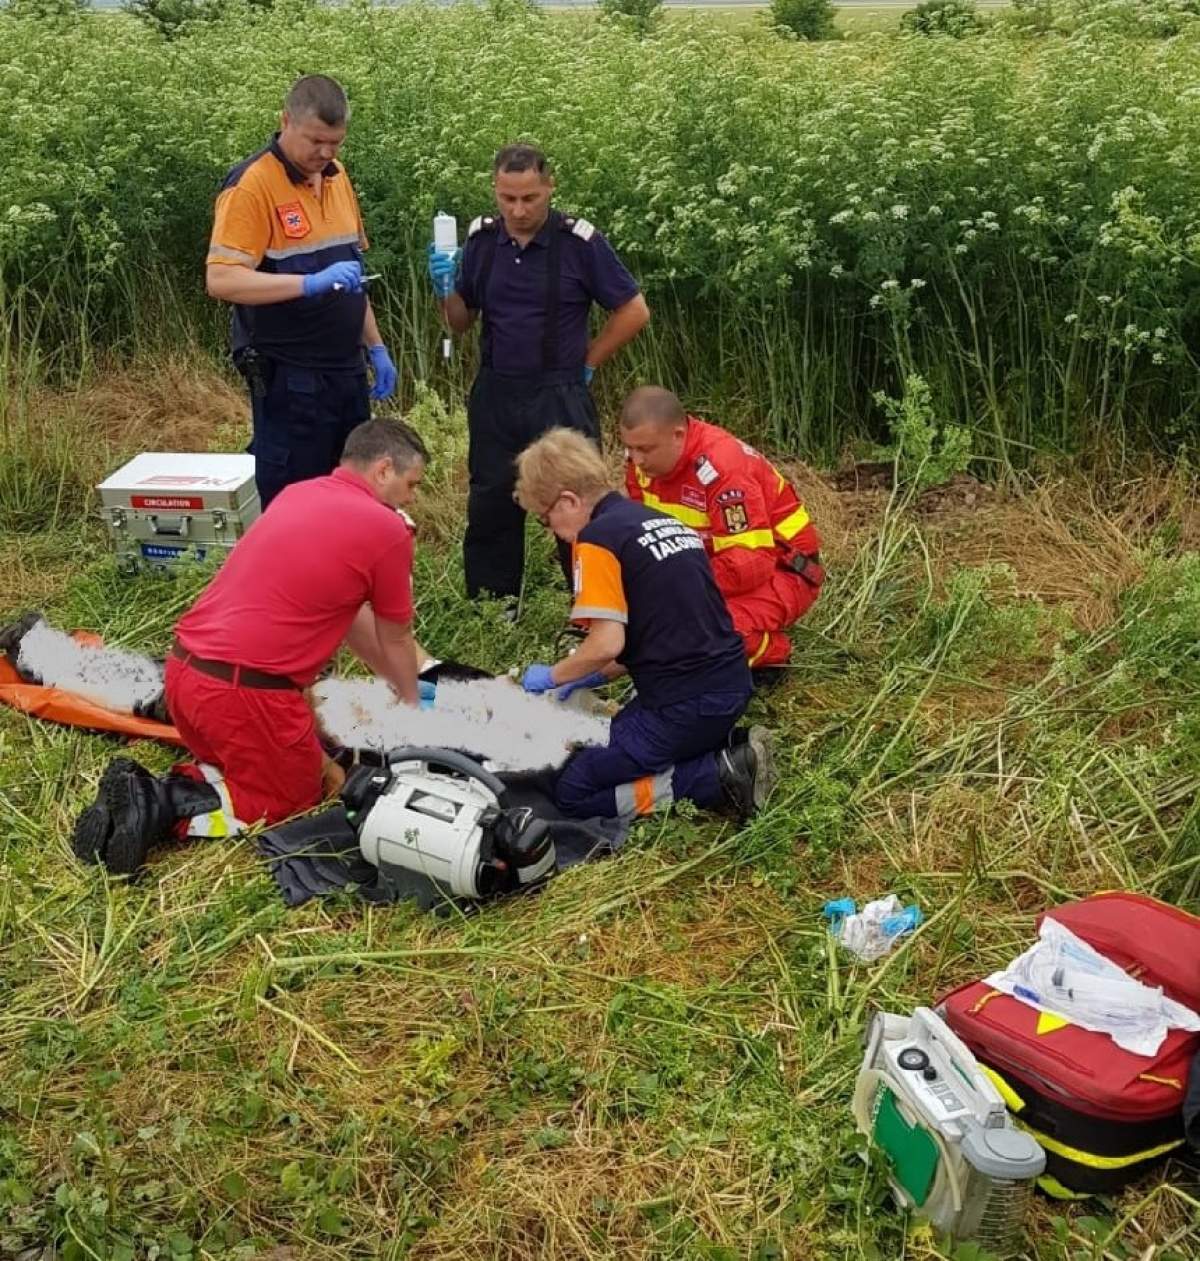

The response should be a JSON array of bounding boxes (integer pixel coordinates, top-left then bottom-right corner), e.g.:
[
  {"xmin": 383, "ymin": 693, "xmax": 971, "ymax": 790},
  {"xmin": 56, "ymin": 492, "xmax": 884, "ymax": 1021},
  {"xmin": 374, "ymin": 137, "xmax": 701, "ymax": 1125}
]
[{"xmin": 97, "ymin": 453, "xmax": 260, "ymax": 574}]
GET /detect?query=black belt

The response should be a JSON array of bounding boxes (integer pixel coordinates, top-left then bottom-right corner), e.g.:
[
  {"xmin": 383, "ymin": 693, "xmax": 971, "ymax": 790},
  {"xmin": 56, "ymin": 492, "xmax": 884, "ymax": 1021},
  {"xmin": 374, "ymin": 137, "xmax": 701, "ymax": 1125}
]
[{"xmin": 172, "ymin": 641, "xmax": 300, "ymax": 691}]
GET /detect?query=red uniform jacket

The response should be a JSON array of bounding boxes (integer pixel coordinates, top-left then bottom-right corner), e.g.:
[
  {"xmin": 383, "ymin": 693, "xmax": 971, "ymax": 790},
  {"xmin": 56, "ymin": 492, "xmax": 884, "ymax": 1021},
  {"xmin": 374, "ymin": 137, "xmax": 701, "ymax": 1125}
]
[{"xmin": 625, "ymin": 417, "xmax": 821, "ymax": 599}]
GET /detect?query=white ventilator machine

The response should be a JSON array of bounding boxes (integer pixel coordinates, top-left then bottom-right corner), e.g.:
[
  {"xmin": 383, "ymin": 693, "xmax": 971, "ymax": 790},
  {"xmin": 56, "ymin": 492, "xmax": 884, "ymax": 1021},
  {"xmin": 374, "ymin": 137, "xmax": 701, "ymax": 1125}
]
[
  {"xmin": 342, "ymin": 748, "xmax": 556, "ymax": 909},
  {"xmin": 853, "ymin": 1007, "xmax": 1045, "ymax": 1257},
  {"xmin": 433, "ymin": 211, "xmax": 457, "ymax": 361}
]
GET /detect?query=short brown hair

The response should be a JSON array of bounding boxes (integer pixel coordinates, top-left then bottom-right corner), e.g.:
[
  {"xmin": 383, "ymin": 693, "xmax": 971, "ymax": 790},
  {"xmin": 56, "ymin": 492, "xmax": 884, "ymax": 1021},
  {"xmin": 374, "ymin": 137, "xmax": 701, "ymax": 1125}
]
[
  {"xmin": 514, "ymin": 428, "xmax": 609, "ymax": 515},
  {"xmin": 285, "ymin": 75, "xmax": 350, "ymax": 127},
  {"xmin": 341, "ymin": 418, "xmax": 428, "ymax": 470},
  {"xmin": 620, "ymin": 386, "xmax": 685, "ymax": 429}
]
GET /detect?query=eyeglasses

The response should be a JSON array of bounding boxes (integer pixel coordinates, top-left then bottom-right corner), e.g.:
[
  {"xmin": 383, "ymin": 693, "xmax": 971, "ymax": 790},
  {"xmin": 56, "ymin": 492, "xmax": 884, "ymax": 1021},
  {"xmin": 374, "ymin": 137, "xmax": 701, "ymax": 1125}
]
[{"xmin": 534, "ymin": 493, "xmax": 564, "ymax": 527}]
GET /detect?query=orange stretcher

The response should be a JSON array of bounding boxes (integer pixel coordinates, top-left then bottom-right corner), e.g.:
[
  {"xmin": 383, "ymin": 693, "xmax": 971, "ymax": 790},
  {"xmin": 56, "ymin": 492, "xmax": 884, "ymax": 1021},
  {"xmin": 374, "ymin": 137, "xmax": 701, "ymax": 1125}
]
[{"xmin": 0, "ymin": 631, "xmax": 184, "ymax": 747}]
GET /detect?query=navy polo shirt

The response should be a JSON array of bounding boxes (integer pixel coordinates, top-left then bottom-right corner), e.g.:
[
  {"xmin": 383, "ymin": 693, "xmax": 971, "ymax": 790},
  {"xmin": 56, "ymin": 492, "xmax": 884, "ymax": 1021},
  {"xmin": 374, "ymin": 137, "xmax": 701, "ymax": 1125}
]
[
  {"xmin": 208, "ymin": 135, "xmax": 369, "ymax": 371},
  {"xmin": 571, "ymin": 493, "xmax": 750, "ymax": 709},
  {"xmin": 457, "ymin": 213, "xmax": 640, "ymax": 376}
]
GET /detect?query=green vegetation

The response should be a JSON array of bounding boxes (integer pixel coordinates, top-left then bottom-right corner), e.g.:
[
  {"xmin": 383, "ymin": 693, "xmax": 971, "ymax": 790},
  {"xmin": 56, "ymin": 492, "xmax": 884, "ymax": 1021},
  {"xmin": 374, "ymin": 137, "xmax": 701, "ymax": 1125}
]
[
  {"xmin": 598, "ymin": 0, "xmax": 664, "ymax": 37},
  {"xmin": 4, "ymin": 3, "xmax": 1200, "ymax": 1257},
  {"xmin": 5, "ymin": 366, "xmax": 1200, "ymax": 1257},
  {"xmin": 901, "ymin": 0, "xmax": 985, "ymax": 37},
  {"xmin": 3, "ymin": 1, "xmax": 1200, "ymax": 464},
  {"xmin": 769, "ymin": 0, "xmax": 837, "ymax": 42}
]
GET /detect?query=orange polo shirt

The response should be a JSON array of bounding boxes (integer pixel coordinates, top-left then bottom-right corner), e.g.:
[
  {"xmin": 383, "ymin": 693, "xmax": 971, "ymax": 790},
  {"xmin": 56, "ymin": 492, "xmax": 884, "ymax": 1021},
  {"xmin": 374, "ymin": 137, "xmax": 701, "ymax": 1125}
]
[{"xmin": 208, "ymin": 134, "xmax": 369, "ymax": 370}]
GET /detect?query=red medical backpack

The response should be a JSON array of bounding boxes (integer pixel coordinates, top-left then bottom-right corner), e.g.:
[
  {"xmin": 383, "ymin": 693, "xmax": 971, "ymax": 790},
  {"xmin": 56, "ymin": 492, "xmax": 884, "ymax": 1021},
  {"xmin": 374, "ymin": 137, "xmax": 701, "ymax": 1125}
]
[{"xmin": 939, "ymin": 892, "xmax": 1200, "ymax": 1196}]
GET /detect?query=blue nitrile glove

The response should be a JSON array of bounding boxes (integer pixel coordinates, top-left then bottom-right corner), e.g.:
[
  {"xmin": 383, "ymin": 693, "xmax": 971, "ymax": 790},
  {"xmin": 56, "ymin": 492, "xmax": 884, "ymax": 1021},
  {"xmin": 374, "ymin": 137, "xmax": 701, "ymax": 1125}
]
[
  {"xmin": 582, "ymin": 364, "xmax": 595, "ymax": 387},
  {"xmin": 368, "ymin": 344, "xmax": 397, "ymax": 401},
  {"xmin": 418, "ymin": 679, "xmax": 436, "ymax": 710},
  {"xmin": 427, "ymin": 243, "xmax": 460, "ymax": 299},
  {"xmin": 555, "ymin": 670, "xmax": 606, "ymax": 702},
  {"xmin": 881, "ymin": 905, "xmax": 923, "ymax": 939},
  {"xmin": 822, "ymin": 898, "xmax": 856, "ymax": 928},
  {"xmin": 302, "ymin": 260, "xmax": 364, "ymax": 297},
  {"xmin": 522, "ymin": 663, "xmax": 557, "ymax": 694}
]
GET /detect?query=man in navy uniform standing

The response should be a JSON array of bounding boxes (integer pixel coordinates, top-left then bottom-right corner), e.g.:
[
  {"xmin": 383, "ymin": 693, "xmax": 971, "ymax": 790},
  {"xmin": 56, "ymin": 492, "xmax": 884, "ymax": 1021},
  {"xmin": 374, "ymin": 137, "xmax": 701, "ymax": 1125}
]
[{"xmin": 430, "ymin": 143, "xmax": 650, "ymax": 603}]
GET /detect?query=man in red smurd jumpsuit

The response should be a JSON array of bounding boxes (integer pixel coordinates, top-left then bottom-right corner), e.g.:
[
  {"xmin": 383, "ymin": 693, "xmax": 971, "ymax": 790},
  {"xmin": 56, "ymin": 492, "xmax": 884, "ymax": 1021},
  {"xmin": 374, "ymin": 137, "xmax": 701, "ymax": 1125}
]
[
  {"xmin": 621, "ymin": 387, "xmax": 824, "ymax": 671},
  {"xmin": 71, "ymin": 418, "xmax": 429, "ymax": 876}
]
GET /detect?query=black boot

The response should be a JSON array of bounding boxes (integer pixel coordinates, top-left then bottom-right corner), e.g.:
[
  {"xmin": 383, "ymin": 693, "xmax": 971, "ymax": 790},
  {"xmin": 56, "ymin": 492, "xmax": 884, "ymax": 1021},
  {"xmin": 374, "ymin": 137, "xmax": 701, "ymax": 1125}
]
[
  {"xmin": 72, "ymin": 758, "xmax": 221, "ymax": 876},
  {"xmin": 717, "ymin": 726, "xmax": 775, "ymax": 820},
  {"xmin": 0, "ymin": 610, "xmax": 45, "ymax": 671}
]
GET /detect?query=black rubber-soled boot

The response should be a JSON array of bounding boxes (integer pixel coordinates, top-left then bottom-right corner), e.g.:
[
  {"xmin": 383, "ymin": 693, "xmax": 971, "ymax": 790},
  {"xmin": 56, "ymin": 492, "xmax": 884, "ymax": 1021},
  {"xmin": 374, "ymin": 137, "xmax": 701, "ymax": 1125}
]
[
  {"xmin": 70, "ymin": 758, "xmax": 222, "ymax": 876},
  {"xmin": 71, "ymin": 758, "xmax": 158, "ymax": 875},
  {"xmin": 102, "ymin": 761, "xmax": 167, "ymax": 874},
  {"xmin": 0, "ymin": 610, "xmax": 46, "ymax": 668},
  {"xmin": 717, "ymin": 726, "xmax": 776, "ymax": 820},
  {"xmin": 161, "ymin": 773, "xmax": 223, "ymax": 824},
  {"xmin": 71, "ymin": 804, "xmax": 111, "ymax": 866}
]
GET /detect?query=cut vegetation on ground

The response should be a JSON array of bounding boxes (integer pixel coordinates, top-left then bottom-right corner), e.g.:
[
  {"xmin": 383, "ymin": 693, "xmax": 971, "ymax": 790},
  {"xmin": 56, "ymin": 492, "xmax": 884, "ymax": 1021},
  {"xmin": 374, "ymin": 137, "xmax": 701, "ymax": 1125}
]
[{"xmin": 4, "ymin": 365, "xmax": 1200, "ymax": 1259}]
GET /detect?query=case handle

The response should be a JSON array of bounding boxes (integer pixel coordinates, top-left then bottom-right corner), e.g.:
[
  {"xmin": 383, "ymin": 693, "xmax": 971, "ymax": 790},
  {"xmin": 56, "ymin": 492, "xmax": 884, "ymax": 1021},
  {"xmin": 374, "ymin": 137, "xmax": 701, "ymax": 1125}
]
[{"xmin": 148, "ymin": 514, "xmax": 192, "ymax": 538}]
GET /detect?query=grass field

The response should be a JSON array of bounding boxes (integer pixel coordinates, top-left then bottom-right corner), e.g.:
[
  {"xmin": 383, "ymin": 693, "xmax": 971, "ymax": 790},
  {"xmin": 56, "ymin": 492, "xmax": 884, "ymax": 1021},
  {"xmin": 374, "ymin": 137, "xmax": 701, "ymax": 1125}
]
[{"xmin": 3, "ymin": 358, "xmax": 1200, "ymax": 1259}]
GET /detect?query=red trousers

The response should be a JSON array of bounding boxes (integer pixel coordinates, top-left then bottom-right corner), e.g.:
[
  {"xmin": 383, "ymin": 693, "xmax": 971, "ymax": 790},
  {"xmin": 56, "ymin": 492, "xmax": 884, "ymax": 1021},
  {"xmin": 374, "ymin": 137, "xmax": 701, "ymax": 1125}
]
[
  {"xmin": 727, "ymin": 569, "xmax": 819, "ymax": 668},
  {"xmin": 163, "ymin": 655, "xmax": 323, "ymax": 827}
]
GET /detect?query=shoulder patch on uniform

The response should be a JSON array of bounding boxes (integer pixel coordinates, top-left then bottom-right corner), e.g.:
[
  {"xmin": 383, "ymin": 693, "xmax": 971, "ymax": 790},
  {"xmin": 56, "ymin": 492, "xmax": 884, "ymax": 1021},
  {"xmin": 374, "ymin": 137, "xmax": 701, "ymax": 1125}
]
[
  {"xmin": 571, "ymin": 217, "xmax": 596, "ymax": 241},
  {"xmin": 695, "ymin": 456, "xmax": 719, "ymax": 486},
  {"xmin": 468, "ymin": 215, "xmax": 496, "ymax": 237},
  {"xmin": 715, "ymin": 487, "xmax": 745, "ymax": 505}
]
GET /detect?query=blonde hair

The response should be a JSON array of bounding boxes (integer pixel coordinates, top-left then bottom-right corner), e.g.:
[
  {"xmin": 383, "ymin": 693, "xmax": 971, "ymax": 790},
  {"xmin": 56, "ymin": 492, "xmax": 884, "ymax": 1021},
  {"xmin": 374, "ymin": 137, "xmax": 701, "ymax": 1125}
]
[{"xmin": 514, "ymin": 428, "xmax": 610, "ymax": 514}]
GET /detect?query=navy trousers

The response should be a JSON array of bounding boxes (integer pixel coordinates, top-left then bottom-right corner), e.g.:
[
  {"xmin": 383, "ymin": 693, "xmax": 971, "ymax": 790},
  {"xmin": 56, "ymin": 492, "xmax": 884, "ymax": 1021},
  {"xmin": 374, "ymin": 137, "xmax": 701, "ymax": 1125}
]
[
  {"xmin": 249, "ymin": 362, "xmax": 370, "ymax": 510},
  {"xmin": 555, "ymin": 689, "xmax": 750, "ymax": 820},
  {"xmin": 465, "ymin": 367, "xmax": 598, "ymax": 599}
]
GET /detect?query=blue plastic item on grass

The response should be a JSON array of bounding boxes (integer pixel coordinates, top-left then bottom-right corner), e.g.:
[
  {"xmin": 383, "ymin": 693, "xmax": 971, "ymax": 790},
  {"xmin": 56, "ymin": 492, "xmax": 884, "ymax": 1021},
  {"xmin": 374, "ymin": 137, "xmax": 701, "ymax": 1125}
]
[
  {"xmin": 881, "ymin": 905, "xmax": 924, "ymax": 939},
  {"xmin": 823, "ymin": 897, "xmax": 857, "ymax": 926}
]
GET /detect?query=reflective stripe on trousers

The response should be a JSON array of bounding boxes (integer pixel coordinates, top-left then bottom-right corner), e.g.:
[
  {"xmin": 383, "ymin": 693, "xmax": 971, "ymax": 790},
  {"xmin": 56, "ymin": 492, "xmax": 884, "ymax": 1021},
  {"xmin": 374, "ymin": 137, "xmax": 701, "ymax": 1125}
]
[
  {"xmin": 614, "ymin": 768, "xmax": 675, "ymax": 819},
  {"xmin": 184, "ymin": 763, "xmax": 246, "ymax": 839}
]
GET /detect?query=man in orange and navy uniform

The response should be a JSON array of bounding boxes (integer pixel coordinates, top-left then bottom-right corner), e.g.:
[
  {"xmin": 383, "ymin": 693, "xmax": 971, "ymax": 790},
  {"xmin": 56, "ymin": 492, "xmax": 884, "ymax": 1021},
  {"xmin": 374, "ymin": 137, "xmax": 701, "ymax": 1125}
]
[
  {"xmin": 205, "ymin": 75, "xmax": 398, "ymax": 509},
  {"xmin": 621, "ymin": 386, "xmax": 824, "ymax": 670},
  {"xmin": 513, "ymin": 428, "xmax": 774, "ymax": 823}
]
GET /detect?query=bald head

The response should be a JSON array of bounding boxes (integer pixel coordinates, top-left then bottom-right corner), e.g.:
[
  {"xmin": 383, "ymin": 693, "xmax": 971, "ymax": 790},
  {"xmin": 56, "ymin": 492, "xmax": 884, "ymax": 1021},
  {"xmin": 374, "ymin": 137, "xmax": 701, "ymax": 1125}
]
[
  {"xmin": 620, "ymin": 386, "xmax": 690, "ymax": 478},
  {"xmin": 621, "ymin": 386, "xmax": 686, "ymax": 430}
]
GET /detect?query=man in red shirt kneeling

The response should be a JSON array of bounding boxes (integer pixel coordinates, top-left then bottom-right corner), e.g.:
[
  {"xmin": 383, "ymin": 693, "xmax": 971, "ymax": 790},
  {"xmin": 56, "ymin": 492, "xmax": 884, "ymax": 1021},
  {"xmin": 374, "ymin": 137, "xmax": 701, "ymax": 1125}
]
[
  {"xmin": 73, "ymin": 418, "xmax": 428, "ymax": 875},
  {"xmin": 621, "ymin": 387, "xmax": 824, "ymax": 671}
]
